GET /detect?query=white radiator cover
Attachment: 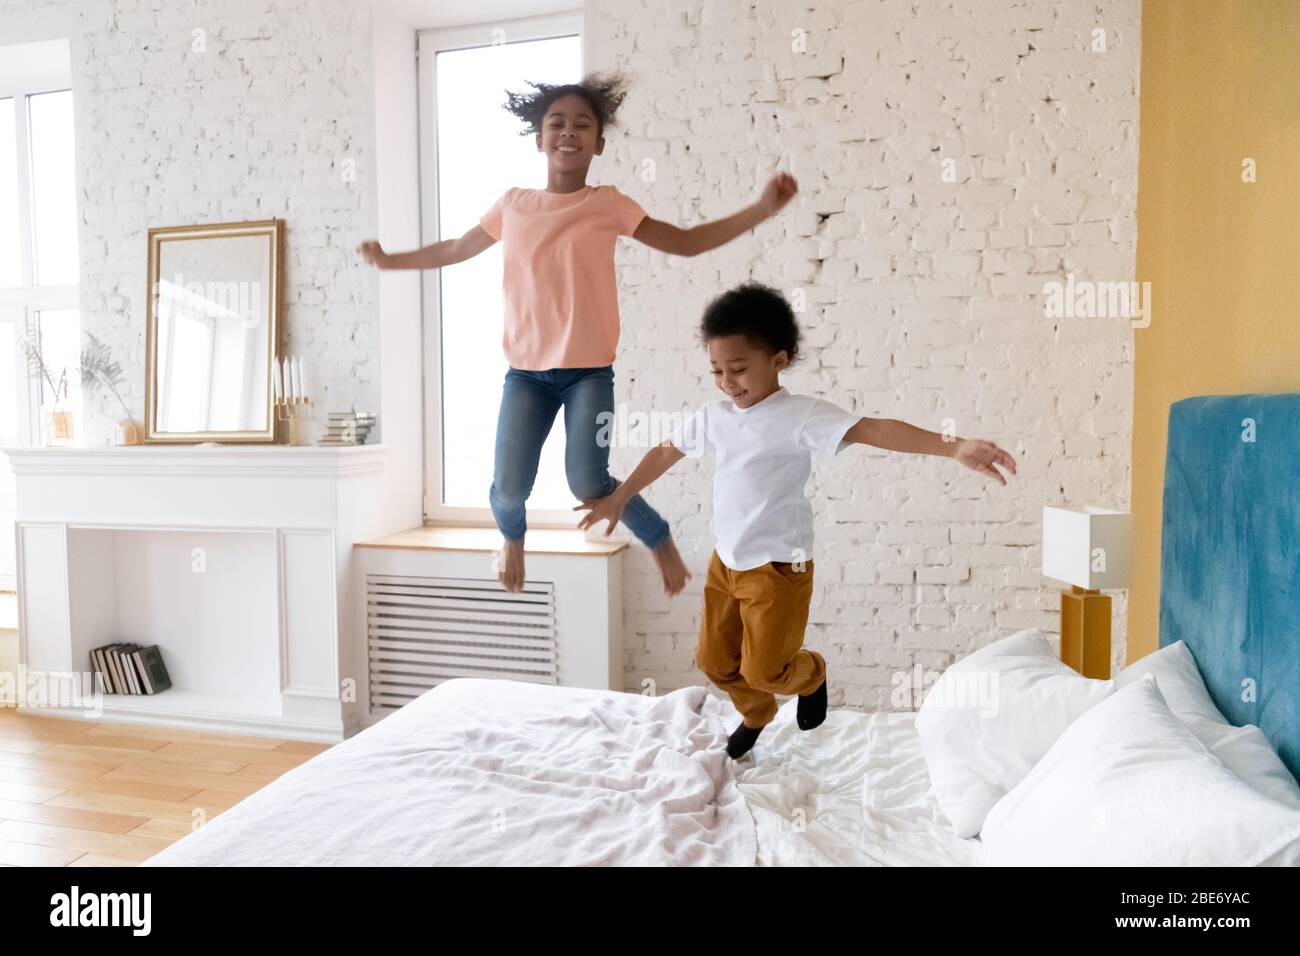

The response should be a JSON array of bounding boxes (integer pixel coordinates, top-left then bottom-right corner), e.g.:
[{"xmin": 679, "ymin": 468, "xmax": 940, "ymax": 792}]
[
  {"xmin": 354, "ymin": 545, "xmax": 624, "ymax": 724},
  {"xmin": 367, "ymin": 574, "xmax": 558, "ymax": 713}
]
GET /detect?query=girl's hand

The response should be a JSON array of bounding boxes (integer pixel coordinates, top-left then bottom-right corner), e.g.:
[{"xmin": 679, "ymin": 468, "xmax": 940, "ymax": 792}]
[
  {"xmin": 574, "ymin": 494, "xmax": 627, "ymax": 536},
  {"xmin": 357, "ymin": 240, "xmax": 389, "ymax": 269},
  {"xmin": 758, "ymin": 172, "xmax": 798, "ymax": 217},
  {"xmin": 953, "ymin": 439, "xmax": 1018, "ymax": 486}
]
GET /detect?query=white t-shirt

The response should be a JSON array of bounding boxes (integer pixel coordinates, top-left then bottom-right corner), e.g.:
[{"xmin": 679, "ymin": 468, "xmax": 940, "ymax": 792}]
[{"xmin": 667, "ymin": 387, "xmax": 860, "ymax": 571}]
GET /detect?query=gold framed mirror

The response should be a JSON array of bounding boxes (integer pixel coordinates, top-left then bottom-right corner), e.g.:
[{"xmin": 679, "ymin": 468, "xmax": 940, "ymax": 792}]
[{"xmin": 145, "ymin": 219, "xmax": 282, "ymax": 443}]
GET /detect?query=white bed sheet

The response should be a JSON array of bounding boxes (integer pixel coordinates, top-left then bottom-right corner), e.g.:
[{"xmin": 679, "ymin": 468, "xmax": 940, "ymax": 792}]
[
  {"xmin": 142, "ymin": 678, "xmax": 978, "ymax": 867},
  {"xmin": 718, "ymin": 695, "xmax": 984, "ymax": 866},
  {"xmin": 143, "ymin": 679, "xmax": 755, "ymax": 866}
]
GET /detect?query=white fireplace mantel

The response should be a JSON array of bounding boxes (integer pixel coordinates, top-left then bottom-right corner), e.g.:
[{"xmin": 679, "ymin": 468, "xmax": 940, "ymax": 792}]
[
  {"xmin": 5, "ymin": 444, "xmax": 388, "ymax": 477},
  {"xmin": 6, "ymin": 443, "xmax": 399, "ymax": 741}
]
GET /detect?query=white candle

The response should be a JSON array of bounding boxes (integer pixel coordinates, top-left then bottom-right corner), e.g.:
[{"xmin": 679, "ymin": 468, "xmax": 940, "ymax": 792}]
[
  {"xmin": 292, "ymin": 357, "xmax": 302, "ymax": 402},
  {"xmin": 273, "ymin": 358, "xmax": 282, "ymax": 402}
]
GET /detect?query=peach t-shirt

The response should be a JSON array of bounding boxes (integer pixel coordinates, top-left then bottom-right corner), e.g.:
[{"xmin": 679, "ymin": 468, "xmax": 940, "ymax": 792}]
[{"xmin": 478, "ymin": 184, "xmax": 647, "ymax": 370}]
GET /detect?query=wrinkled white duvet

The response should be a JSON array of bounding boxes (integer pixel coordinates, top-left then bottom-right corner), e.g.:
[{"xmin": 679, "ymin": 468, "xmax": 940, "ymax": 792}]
[
  {"xmin": 142, "ymin": 679, "xmax": 757, "ymax": 866},
  {"xmin": 721, "ymin": 697, "xmax": 984, "ymax": 866}
]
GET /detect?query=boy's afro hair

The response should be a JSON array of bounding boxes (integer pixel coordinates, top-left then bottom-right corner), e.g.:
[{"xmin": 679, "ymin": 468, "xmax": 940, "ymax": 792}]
[
  {"xmin": 699, "ymin": 281, "xmax": 803, "ymax": 363},
  {"xmin": 503, "ymin": 71, "xmax": 629, "ymax": 137}
]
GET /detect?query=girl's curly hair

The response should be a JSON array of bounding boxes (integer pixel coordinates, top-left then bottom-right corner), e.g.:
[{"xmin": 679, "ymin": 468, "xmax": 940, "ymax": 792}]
[{"xmin": 503, "ymin": 71, "xmax": 629, "ymax": 137}]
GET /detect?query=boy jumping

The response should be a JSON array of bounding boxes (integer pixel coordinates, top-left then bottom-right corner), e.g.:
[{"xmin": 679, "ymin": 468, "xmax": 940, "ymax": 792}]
[{"xmin": 577, "ymin": 282, "xmax": 1017, "ymax": 759}]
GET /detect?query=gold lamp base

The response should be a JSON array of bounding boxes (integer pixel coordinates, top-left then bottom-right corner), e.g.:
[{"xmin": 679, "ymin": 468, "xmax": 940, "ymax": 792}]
[{"xmin": 1060, "ymin": 585, "xmax": 1111, "ymax": 679}]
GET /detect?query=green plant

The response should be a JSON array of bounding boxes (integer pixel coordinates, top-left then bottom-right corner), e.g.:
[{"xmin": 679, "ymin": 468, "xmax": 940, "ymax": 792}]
[
  {"xmin": 79, "ymin": 331, "xmax": 133, "ymax": 419},
  {"xmin": 20, "ymin": 330, "xmax": 65, "ymax": 400}
]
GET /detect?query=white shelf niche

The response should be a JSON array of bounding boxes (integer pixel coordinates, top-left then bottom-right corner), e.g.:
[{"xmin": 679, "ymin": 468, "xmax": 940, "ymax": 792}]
[{"xmin": 68, "ymin": 526, "xmax": 283, "ymax": 718}]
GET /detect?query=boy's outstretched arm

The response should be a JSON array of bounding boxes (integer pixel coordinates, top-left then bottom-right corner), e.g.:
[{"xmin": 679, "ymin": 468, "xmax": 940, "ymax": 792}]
[
  {"xmin": 575, "ymin": 441, "xmax": 685, "ymax": 535},
  {"xmin": 845, "ymin": 418, "xmax": 1018, "ymax": 486},
  {"xmin": 632, "ymin": 172, "xmax": 797, "ymax": 257},
  {"xmin": 357, "ymin": 224, "xmax": 496, "ymax": 270}
]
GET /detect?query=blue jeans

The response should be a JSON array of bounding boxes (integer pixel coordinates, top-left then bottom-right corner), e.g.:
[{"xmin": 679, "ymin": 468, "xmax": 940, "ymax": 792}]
[{"xmin": 489, "ymin": 365, "xmax": 671, "ymax": 548}]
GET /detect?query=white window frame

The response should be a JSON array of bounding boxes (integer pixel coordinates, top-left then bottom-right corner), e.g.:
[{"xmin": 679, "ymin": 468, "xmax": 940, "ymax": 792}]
[
  {"xmin": 0, "ymin": 43, "xmax": 79, "ymax": 445},
  {"xmin": 416, "ymin": 11, "xmax": 585, "ymax": 528}
]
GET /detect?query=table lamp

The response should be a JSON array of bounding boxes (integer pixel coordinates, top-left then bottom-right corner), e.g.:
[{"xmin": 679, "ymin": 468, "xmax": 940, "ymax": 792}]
[{"xmin": 1041, "ymin": 505, "xmax": 1132, "ymax": 679}]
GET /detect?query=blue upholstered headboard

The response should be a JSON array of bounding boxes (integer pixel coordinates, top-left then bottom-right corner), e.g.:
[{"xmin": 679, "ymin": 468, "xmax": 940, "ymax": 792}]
[{"xmin": 1160, "ymin": 393, "xmax": 1300, "ymax": 780}]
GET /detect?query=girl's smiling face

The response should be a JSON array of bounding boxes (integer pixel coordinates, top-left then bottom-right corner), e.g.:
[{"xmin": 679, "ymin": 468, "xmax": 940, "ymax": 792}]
[{"xmin": 537, "ymin": 94, "xmax": 603, "ymax": 173}]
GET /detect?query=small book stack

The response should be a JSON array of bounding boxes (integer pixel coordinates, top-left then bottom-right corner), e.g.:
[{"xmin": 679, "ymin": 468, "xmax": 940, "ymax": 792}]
[
  {"xmin": 319, "ymin": 411, "xmax": 376, "ymax": 446},
  {"xmin": 91, "ymin": 644, "xmax": 172, "ymax": 695}
]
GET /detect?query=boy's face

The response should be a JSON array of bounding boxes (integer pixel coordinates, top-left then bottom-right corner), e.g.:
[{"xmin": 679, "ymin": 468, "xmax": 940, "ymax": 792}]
[
  {"xmin": 537, "ymin": 94, "xmax": 603, "ymax": 173},
  {"xmin": 707, "ymin": 335, "xmax": 788, "ymax": 409}
]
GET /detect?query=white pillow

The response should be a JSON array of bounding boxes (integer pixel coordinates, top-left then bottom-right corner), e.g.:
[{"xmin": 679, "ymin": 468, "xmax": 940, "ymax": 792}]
[
  {"xmin": 1118, "ymin": 641, "xmax": 1300, "ymax": 807},
  {"xmin": 915, "ymin": 629, "xmax": 1114, "ymax": 838},
  {"xmin": 982, "ymin": 675, "xmax": 1300, "ymax": 866},
  {"xmin": 1211, "ymin": 724, "xmax": 1300, "ymax": 808},
  {"xmin": 1116, "ymin": 640, "xmax": 1230, "ymax": 743}
]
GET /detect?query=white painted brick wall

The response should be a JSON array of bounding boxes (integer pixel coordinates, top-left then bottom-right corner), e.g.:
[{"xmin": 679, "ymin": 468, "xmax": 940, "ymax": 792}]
[
  {"xmin": 589, "ymin": 0, "xmax": 1139, "ymax": 708},
  {"xmin": 7, "ymin": 0, "xmax": 1139, "ymax": 716},
  {"xmin": 5, "ymin": 0, "xmax": 378, "ymax": 443}
]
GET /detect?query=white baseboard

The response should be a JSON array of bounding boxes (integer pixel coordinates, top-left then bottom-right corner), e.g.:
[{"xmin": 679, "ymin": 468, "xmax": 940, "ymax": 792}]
[{"xmin": 17, "ymin": 700, "xmax": 347, "ymax": 743}]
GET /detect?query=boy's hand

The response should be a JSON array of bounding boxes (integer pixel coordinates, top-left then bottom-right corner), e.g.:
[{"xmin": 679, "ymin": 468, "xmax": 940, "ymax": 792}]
[
  {"xmin": 758, "ymin": 172, "xmax": 798, "ymax": 217},
  {"xmin": 574, "ymin": 492, "xmax": 627, "ymax": 536},
  {"xmin": 953, "ymin": 439, "xmax": 1018, "ymax": 486},
  {"xmin": 357, "ymin": 240, "xmax": 389, "ymax": 269}
]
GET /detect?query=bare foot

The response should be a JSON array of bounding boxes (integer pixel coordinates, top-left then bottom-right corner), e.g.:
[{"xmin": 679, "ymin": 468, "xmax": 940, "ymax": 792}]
[
  {"xmin": 651, "ymin": 536, "xmax": 690, "ymax": 596},
  {"xmin": 498, "ymin": 538, "xmax": 525, "ymax": 592}
]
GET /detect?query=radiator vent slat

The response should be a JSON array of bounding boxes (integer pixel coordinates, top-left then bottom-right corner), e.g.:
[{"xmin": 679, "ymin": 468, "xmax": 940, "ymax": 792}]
[
  {"xmin": 369, "ymin": 604, "xmax": 555, "ymax": 628},
  {"xmin": 370, "ymin": 641, "xmax": 557, "ymax": 662},
  {"xmin": 366, "ymin": 573, "xmax": 558, "ymax": 714}
]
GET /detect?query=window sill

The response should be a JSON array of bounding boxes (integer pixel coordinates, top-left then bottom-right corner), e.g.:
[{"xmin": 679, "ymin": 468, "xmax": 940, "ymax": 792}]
[{"xmin": 355, "ymin": 525, "xmax": 629, "ymax": 557}]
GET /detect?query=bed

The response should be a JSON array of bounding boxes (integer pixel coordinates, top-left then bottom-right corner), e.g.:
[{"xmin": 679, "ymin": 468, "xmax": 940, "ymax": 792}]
[
  {"xmin": 138, "ymin": 676, "xmax": 974, "ymax": 866},
  {"xmin": 142, "ymin": 393, "xmax": 1300, "ymax": 866}
]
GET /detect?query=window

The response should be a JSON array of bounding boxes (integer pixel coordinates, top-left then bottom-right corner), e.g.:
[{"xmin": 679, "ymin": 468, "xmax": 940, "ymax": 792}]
[
  {"xmin": 418, "ymin": 16, "xmax": 582, "ymax": 523},
  {"xmin": 27, "ymin": 89, "xmax": 79, "ymax": 287},
  {"xmin": 0, "ymin": 97, "xmax": 22, "ymax": 289},
  {"xmin": 0, "ymin": 39, "xmax": 80, "ymax": 446}
]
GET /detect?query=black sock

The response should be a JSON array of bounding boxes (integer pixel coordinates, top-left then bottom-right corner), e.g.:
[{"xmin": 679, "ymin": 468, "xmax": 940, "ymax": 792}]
[
  {"xmin": 797, "ymin": 678, "xmax": 828, "ymax": 730},
  {"xmin": 726, "ymin": 721, "xmax": 764, "ymax": 759}
]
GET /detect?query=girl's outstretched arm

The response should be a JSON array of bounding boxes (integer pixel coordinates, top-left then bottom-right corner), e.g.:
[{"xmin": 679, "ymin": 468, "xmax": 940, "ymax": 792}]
[
  {"xmin": 357, "ymin": 224, "xmax": 496, "ymax": 270},
  {"xmin": 845, "ymin": 418, "xmax": 1018, "ymax": 486},
  {"xmin": 632, "ymin": 172, "xmax": 798, "ymax": 257}
]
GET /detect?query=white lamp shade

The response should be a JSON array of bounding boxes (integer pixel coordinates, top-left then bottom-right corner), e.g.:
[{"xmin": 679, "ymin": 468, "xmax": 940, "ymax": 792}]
[{"xmin": 1042, "ymin": 506, "xmax": 1131, "ymax": 590}]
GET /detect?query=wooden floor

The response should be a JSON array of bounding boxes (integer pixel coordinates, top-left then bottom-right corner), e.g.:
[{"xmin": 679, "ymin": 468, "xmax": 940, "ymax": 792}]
[{"xmin": 0, "ymin": 706, "xmax": 331, "ymax": 866}]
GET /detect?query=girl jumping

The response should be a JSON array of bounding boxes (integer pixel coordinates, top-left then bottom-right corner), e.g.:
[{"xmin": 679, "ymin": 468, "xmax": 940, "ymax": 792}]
[{"xmin": 359, "ymin": 72, "xmax": 798, "ymax": 594}]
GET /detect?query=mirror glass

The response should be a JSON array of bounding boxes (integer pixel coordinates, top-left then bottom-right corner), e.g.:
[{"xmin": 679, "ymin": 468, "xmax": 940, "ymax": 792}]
[{"xmin": 147, "ymin": 221, "xmax": 279, "ymax": 441}]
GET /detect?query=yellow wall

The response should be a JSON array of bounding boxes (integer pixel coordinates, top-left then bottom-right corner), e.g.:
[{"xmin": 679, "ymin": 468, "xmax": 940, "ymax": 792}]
[{"xmin": 1130, "ymin": 0, "xmax": 1300, "ymax": 661}]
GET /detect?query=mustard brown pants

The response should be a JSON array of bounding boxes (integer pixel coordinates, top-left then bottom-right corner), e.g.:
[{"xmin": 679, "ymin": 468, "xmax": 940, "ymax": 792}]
[{"xmin": 695, "ymin": 551, "xmax": 826, "ymax": 729}]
